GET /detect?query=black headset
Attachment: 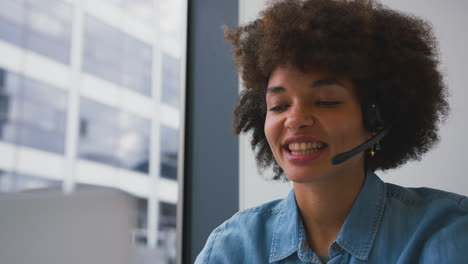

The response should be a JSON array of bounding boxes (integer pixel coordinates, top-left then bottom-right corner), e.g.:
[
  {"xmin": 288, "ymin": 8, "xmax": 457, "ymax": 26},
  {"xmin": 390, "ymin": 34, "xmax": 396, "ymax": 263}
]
[
  {"xmin": 331, "ymin": 101, "xmax": 390, "ymax": 165},
  {"xmin": 363, "ymin": 103, "xmax": 386, "ymax": 133}
]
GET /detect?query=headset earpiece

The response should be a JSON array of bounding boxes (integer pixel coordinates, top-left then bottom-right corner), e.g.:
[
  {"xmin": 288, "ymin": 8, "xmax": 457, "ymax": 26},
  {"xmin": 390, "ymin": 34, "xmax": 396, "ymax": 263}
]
[
  {"xmin": 331, "ymin": 102, "xmax": 390, "ymax": 165},
  {"xmin": 363, "ymin": 103, "xmax": 385, "ymax": 133}
]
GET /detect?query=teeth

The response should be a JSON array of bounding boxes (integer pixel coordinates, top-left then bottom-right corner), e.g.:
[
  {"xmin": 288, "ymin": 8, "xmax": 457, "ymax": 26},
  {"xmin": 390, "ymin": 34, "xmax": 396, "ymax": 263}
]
[
  {"xmin": 290, "ymin": 149, "xmax": 319, "ymax": 155},
  {"xmin": 288, "ymin": 141, "xmax": 324, "ymax": 153},
  {"xmin": 300, "ymin": 142, "xmax": 307, "ymax": 150}
]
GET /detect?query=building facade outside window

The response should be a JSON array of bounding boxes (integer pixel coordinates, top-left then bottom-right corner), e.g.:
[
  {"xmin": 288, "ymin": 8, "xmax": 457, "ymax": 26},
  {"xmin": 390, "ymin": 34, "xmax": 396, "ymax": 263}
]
[
  {"xmin": 0, "ymin": 68, "xmax": 68, "ymax": 154},
  {"xmin": 0, "ymin": 0, "xmax": 186, "ymax": 263},
  {"xmin": 0, "ymin": 0, "xmax": 72, "ymax": 64}
]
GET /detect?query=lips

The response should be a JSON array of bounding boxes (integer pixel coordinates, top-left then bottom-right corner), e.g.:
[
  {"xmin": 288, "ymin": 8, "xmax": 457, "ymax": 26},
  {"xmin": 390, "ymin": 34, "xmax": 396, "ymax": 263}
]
[
  {"xmin": 282, "ymin": 136, "xmax": 327, "ymax": 162},
  {"xmin": 283, "ymin": 136, "xmax": 327, "ymax": 152}
]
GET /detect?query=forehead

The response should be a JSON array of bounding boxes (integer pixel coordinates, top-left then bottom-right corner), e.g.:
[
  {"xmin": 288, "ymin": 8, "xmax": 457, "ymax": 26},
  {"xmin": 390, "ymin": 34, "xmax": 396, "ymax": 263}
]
[
  {"xmin": 267, "ymin": 65, "xmax": 353, "ymax": 95},
  {"xmin": 268, "ymin": 65, "xmax": 326, "ymax": 84}
]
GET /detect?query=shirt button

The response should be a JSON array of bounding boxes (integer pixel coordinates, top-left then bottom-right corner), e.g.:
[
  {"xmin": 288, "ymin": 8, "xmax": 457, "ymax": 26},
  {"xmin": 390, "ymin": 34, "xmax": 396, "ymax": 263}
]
[{"xmin": 331, "ymin": 243, "xmax": 341, "ymax": 251}]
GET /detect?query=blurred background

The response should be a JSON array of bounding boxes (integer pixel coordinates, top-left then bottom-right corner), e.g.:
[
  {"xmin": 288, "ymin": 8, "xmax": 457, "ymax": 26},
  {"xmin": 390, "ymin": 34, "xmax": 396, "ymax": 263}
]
[{"xmin": 0, "ymin": 0, "xmax": 185, "ymax": 263}]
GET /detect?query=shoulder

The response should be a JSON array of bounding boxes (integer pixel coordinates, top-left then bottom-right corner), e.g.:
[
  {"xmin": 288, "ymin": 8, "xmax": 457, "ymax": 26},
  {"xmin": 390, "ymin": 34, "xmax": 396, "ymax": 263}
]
[
  {"xmin": 194, "ymin": 198, "xmax": 286, "ymax": 264},
  {"xmin": 383, "ymin": 182, "xmax": 468, "ymax": 223},
  {"xmin": 383, "ymin": 183, "xmax": 468, "ymax": 262},
  {"xmin": 385, "ymin": 182, "xmax": 467, "ymax": 210},
  {"xmin": 420, "ymin": 210, "xmax": 468, "ymax": 263},
  {"xmin": 234, "ymin": 197, "xmax": 285, "ymax": 218}
]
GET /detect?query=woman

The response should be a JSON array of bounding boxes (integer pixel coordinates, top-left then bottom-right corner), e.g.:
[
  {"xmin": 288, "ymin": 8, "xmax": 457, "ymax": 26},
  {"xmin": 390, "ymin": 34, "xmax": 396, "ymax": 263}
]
[{"xmin": 196, "ymin": 0, "xmax": 467, "ymax": 263}]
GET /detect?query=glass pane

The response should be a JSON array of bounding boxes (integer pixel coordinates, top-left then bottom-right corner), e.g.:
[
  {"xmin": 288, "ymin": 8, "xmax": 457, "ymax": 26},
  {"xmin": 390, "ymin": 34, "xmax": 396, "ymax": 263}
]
[
  {"xmin": 0, "ymin": 170, "xmax": 15, "ymax": 192},
  {"xmin": 80, "ymin": 97, "xmax": 119, "ymax": 126},
  {"xmin": 16, "ymin": 120, "xmax": 66, "ymax": 154},
  {"xmin": 0, "ymin": 170, "xmax": 61, "ymax": 192},
  {"xmin": 0, "ymin": 0, "xmax": 26, "ymax": 45},
  {"xmin": 26, "ymin": 0, "xmax": 73, "ymax": 23},
  {"xmin": 19, "ymin": 98, "xmax": 66, "ymax": 133},
  {"xmin": 0, "ymin": 94, "xmax": 10, "ymax": 116},
  {"xmin": 0, "ymin": 0, "xmax": 26, "ymax": 26},
  {"xmin": 160, "ymin": 126, "xmax": 178, "ymax": 180},
  {"xmin": 24, "ymin": 30, "xmax": 70, "ymax": 64},
  {"xmin": 83, "ymin": 14, "xmax": 152, "ymax": 96},
  {"xmin": 83, "ymin": 15, "xmax": 124, "ymax": 84},
  {"xmin": 121, "ymin": 29, "xmax": 152, "ymax": 96},
  {"xmin": 120, "ymin": 111, "xmax": 150, "ymax": 135},
  {"xmin": 0, "ymin": 71, "xmax": 68, "ymax": 153},
  {"xmin": 158, "ymin": 201, "xmax": 177, "ymax": 263},
  {"xmin": 12, "ymin": 171, "xmax": 61, "ymax": 192},
  {"xmin": 24, "ymin": 0, "xmax": 72, "ymax": 64},
  {"xmin": 0, "ymin": 115, "xmax": 16, "ymax": 143},
  {"xmin": 118, "ymin": 112, "xmax": 150, "ymax": 173},
  {"xmin": 22, "ymin": 76, "xmax": 67, "ymax": 110},
  {"xmin": 82, "ymin": 55, "xmax": 123, "ymax": 85},
  {"xmin": 161, "ymin": 53, "xmax": 180, "ymax": 107},
  {"xmin": 12, "ymin": 73, "xmax": 67, "ymax": 154},
  {"xmin": 135, "ymin": 198, "xmax": 148, "ymax": 244},
  {"xmin": 0, "ymin": 0, "xmax": 71, "ymax": 64},
  {"xmin": 78, "ymin": 98, "xmax": 120, "ymax": 166},
  {"xmin": 0, "ymin": 69, "xmax": 21, "ymax": 96},
  {"xmin": 0, "ymin": 69, "xmax": 21, "ymax": 143},
  {"xmin": 117, "ymin": 131, "xmax": 149, "ymax": 173}
]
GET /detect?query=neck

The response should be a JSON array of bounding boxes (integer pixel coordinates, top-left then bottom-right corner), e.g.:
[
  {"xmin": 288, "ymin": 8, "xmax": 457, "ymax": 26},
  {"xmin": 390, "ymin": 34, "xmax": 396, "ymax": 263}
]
[{"xmin": 293, "ymin": 168, "xmax": 366, "ymax": 256}]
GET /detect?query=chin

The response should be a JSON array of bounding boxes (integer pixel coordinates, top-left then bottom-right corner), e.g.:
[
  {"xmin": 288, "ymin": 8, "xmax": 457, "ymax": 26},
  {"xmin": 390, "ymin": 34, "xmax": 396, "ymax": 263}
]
[{"xmin": 284, "ymin": 168, "xmax": 327, "ymax": 183}]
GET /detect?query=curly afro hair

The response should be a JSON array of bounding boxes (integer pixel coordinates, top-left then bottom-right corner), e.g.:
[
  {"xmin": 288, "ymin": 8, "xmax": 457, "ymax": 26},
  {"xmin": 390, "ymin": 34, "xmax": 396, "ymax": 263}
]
[{"xmin": 225, "ymin": 0, "xmax": 449, "ymax": 180}]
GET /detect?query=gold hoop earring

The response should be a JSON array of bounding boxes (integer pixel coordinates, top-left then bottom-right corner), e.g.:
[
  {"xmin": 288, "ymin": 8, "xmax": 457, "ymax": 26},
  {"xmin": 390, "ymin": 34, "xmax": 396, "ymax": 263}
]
[
  {"xmin": 370, "ymin": 144, "xmax": 376, "ymax": 157},
  {"xmin": 370, "ymin": 142, "xmax": 381, "ymax": 157}
]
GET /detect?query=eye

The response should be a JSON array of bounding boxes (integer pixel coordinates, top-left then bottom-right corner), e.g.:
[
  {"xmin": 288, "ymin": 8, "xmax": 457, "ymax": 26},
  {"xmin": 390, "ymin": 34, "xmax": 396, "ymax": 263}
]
[
  {"xmin": 268, "ymin": 105, "xmax": 289, "ymax": 112},
  {"xmin": 316, "ymin": 101, "xmax": 342, "ymax": 107}
]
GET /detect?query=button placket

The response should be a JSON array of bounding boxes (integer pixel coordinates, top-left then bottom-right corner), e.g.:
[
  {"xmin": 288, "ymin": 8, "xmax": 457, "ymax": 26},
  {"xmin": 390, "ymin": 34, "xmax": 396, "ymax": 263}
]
[{"xmin": 331, "ymin": 242, "xmax": 341, "ymax": 252}]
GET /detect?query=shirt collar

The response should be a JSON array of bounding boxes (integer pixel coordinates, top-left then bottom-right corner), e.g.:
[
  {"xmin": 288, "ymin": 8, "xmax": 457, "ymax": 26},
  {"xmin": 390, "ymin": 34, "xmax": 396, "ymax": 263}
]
[
  {"xmin": 269, "ymin": 171, "xmax": 386, "ymax": 262},
  {"xmin": 269, "ymin": 189, "xmax": 303, "ymax": 263},
  {"xmin": 335, "ymin": 171, "xmax": 386, "ymax": 260}
]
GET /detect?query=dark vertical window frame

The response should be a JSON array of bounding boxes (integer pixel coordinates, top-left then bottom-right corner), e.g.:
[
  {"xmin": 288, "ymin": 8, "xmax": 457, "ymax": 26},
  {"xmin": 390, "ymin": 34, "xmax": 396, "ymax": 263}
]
[{"xmin": 183, "ymin": 0, "xmax": 239, "ymax": 263}]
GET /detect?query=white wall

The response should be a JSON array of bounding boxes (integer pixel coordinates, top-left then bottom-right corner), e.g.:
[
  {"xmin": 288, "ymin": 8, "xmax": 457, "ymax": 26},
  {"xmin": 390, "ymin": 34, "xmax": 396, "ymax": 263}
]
[{"xmin": 238, "ymin": 0, "xmax": 468, "ymax": 210}]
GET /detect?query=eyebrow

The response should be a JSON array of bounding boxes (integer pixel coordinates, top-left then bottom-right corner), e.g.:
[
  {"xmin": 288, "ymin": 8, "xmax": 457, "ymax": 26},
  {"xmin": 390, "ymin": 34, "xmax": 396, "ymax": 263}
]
[
  {"xmin": 266, "ymin": 78, "xmax": 345, "ymax": 94},
  {"xmin": 311, "ymin": 78, "xmax": 345, "ymax": 88}
]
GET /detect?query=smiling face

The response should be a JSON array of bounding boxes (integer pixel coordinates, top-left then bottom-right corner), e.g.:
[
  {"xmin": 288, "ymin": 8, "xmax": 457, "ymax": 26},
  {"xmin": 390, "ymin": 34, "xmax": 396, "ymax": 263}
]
[{"xmin": 265, "ymin": 65, "xmax": 371, "ymax": 183}]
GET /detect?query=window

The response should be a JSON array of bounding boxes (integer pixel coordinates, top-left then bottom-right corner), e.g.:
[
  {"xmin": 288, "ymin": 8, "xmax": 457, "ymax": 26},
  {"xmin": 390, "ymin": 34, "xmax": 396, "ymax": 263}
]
[
  {"xmin": 0, "ymin": 0, "xmax": 72, "ymax": 64},
  {"xmin": 161, "ymin": 53, "xmax": 180, "ymax": 107},
  {"xmin": 78, "ymin": 97, "xmax": 151, "ymax": 173},
  {"xmin": 160, "ymin": 126, "xmax": 178, "ymax": 180},
  {"xmin": 82, "ymin": 15, "xmax": 153, "ymax": 96},
  {"xmin": 0, "ymin": 169, "xmax": 60, "ymax": 192},
  {"xmin": 0, "ymin": 68, "xmax": 67, "ymax": 154},
  {"xmin": 158, "ymin": 201, "xmax": 177, "ymax": 263},
  {"xmin": 78, "ymin": 98, "xmax": 120, "ymax": 167},
  {"xmin": 118, "ymin": 112, "xmax": 150, "ymax": 173}
]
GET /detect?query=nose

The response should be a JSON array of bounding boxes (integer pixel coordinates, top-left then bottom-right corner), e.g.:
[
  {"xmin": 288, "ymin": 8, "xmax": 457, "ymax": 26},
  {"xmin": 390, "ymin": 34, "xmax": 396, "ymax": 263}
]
[{"xmin": 284, "ymin": 104, "xmax": 315, "ymax": 130}]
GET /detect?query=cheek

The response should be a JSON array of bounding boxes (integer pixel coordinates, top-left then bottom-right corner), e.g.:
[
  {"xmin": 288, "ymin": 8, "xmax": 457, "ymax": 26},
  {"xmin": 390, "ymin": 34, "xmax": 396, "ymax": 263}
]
[
  {"xmin": 264, "ymin": 116, "xmax": 274, "ymax": 146},
  {"xmin": 321, "ymin": 110, "xmax": 369, "ymax": 145},
  {"xmin": 264, "ymin": 115, "xmax": 282, "ymax": 150},
  {"xmin": 264, "ymin": 116, "xmax": 285, "ymax": 166},
  {"xmin": 338, "ymin": 116, "xmax": 369, "ymax": 145}
]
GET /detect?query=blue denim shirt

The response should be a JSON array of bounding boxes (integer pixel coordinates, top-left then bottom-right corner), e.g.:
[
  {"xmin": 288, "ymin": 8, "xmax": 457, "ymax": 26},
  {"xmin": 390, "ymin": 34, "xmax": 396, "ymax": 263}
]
[{"xmin": 195, "ymin": 172, "xmax": 468, "ymax": 263}]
